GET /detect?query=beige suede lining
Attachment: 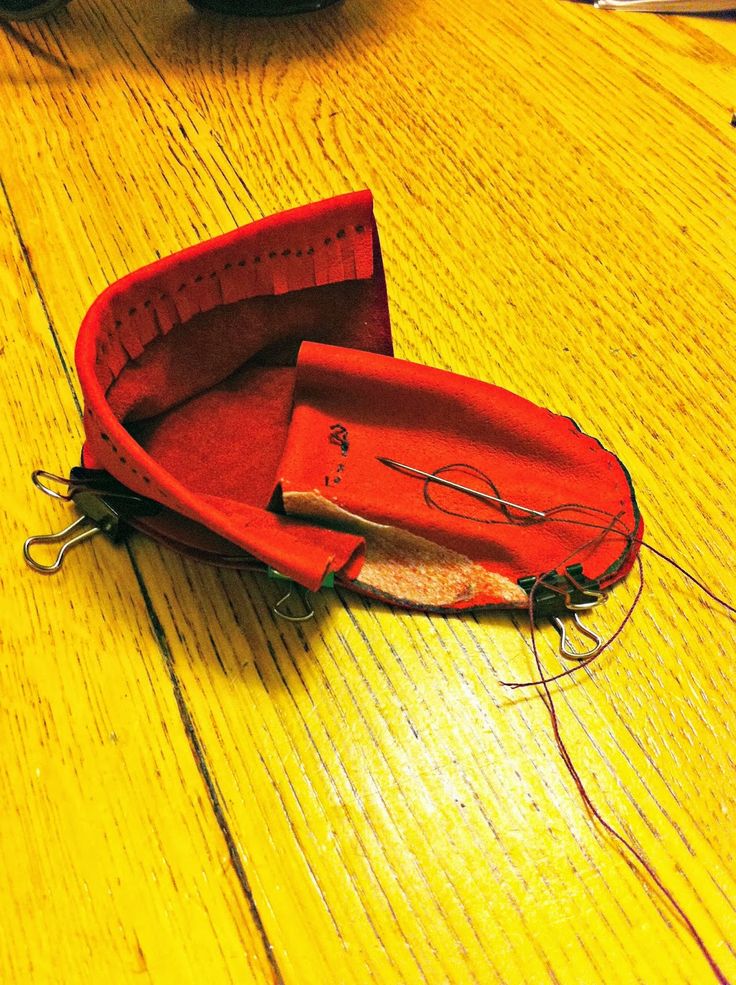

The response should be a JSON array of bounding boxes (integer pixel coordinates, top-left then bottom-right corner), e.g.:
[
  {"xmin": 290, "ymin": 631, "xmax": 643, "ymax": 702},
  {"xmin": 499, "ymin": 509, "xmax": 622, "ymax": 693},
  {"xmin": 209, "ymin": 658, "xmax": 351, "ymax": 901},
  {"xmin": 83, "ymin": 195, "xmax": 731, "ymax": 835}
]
[{"xmin": 282, "ymin": 490, "xmax": 527, "ymax": 608}]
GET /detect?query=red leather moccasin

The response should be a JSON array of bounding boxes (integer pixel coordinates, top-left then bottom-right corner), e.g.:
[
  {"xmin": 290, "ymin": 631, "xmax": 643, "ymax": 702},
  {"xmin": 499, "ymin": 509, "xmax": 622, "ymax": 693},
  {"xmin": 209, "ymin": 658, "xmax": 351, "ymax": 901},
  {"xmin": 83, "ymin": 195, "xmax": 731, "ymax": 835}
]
[{"xmin": 28, "ymin": 190, "xmax": 642, "ymax": 616}]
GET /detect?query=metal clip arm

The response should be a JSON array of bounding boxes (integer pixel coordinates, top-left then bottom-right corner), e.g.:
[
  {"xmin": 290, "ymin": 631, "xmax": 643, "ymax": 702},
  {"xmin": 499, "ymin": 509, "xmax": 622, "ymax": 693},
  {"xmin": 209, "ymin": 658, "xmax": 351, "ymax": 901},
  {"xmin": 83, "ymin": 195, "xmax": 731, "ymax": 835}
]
[
  {"xmin": 551, "ymin": 612, "xmax": 603, "ymax": 660},
  {"xmin": 23, "ymin": 516, "xmax": 103, "ymax": 574},
  {"xmin": 23, "ymin": 466, "xmax": 147, "ymax": 574},
  {"xmin": 273, "ymin": 583, "xmax": 315, "ymax": 622}
]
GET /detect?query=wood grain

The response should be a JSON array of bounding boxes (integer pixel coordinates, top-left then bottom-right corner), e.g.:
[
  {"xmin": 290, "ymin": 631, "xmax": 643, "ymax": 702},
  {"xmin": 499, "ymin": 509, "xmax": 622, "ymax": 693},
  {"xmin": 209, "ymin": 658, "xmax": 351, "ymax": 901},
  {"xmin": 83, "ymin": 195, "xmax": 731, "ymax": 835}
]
[{"xmin": 1, "ymin": 1, "xmax": 735, "ymax": 982}]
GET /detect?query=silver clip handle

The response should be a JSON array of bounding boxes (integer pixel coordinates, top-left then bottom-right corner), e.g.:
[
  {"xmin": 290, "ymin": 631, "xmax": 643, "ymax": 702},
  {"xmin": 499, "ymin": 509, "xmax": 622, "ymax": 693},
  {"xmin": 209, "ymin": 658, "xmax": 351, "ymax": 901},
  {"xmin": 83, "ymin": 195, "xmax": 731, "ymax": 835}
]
[
  {"xmin": 551, "ymin": 612, "xmax": 603, "ymax": 660},
  {"xmin": 564, "ymin": 588, "xmax": 607, "ymax": 611},
  {"xmin": 273, "ymin": 583, "xmax": 315, "ymax": 623},
  {"xmin": 23, "ymin": 516, "xmax": 101, "ymax": 574},
  {"xmin": 31, "ymin": 469, "xmax": 75, "ymax": 501}
]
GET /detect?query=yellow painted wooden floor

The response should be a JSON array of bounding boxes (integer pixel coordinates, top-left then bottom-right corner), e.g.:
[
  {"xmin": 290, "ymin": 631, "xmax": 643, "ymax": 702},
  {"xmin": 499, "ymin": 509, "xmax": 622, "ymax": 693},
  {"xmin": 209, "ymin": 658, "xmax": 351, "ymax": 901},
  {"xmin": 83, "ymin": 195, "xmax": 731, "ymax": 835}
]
[{"xmin": 1, "ymin": 1, "xmax": 735, "ymax": 982}]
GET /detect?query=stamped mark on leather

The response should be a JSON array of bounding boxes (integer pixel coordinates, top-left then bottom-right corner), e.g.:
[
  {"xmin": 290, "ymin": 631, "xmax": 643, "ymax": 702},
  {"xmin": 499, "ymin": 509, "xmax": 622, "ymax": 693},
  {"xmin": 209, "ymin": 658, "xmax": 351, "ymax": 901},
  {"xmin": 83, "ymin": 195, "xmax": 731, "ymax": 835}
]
[{"xmin": 325, "ymin": 423, "xmax": 350, "ymax": 487}]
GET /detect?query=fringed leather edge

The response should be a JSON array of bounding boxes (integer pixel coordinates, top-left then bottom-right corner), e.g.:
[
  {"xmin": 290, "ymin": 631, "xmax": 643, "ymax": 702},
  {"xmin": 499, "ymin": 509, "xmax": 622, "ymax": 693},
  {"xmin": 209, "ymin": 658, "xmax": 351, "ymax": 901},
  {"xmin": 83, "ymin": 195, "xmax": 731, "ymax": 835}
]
[
  {"xmin": 79, "ymin": 190, "xmax": 377, "ymax": 395},
  {"xmin": 74, "ymin": 190, "xmax": 381, "ymax": 589}
]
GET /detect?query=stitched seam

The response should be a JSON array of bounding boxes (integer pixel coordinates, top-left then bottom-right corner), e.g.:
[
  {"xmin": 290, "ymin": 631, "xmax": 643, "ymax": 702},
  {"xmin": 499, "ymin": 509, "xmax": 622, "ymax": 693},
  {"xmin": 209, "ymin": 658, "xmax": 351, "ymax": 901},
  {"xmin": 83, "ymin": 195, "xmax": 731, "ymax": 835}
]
[
  {"xmin": 88, "ymin": 224, "xmax": 369, "ymax": 502},
  {"xmin": 94, "ymin": 224, "xmax": 367, "ymax": 375}
]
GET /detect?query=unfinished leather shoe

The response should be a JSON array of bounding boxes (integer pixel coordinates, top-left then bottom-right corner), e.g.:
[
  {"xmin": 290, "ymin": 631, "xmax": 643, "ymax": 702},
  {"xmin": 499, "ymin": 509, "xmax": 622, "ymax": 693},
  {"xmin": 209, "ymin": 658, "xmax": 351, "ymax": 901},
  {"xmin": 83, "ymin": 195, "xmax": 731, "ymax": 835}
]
[{"xmin": 30, "ymin": 191, "xmax": 642, "ymax": 616}]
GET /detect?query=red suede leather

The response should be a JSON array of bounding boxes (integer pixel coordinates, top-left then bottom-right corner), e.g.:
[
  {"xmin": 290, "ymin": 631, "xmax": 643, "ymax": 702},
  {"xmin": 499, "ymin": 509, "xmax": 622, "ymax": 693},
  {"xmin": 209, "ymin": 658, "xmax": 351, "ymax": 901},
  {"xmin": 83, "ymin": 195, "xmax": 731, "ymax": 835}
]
[
  {"xmin": 276, "ymin": 343, "xmax": 642, "ymax": 608},
  {"xmin": 77, "ymin": 191, "xmax": 391, "ymax": 590},
  {"xmin": 75, "ymin": 191, "xmax": 641, "ymax": 607}
]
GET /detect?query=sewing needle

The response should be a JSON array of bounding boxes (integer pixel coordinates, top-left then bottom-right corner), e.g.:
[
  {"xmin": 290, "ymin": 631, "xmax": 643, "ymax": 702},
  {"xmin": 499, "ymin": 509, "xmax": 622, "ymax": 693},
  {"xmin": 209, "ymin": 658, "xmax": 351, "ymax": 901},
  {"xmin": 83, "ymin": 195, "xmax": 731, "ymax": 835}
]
[{"xmin": 376, "ymin": 457, "xmax": 546, "ymax": 517}]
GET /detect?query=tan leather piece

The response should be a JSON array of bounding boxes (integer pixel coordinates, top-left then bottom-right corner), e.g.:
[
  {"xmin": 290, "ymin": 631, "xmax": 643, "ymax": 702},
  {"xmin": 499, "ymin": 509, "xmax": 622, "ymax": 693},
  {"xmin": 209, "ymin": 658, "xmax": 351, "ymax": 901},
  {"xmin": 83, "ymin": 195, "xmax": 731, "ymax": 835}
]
[{"xmin": 282, "ymin": 490, "xmax": 528, "ymax": 608}]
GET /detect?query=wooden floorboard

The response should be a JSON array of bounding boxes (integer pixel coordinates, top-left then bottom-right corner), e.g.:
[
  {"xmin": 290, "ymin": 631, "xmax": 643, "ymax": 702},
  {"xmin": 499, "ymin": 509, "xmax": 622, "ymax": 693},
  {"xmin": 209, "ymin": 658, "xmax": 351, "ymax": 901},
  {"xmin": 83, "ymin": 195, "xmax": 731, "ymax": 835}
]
[{"xmin": 1, "ymin": 1, "xmax": 735, "ymax": 982}]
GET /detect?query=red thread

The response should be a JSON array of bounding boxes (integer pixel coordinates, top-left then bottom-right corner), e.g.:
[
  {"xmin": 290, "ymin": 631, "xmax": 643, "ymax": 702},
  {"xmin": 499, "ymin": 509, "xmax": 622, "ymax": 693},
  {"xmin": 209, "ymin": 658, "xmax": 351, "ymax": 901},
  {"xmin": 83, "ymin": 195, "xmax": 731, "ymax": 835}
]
[{"xmin": 423, "ymin": 463, "xmax": 733, "ymax": 984}]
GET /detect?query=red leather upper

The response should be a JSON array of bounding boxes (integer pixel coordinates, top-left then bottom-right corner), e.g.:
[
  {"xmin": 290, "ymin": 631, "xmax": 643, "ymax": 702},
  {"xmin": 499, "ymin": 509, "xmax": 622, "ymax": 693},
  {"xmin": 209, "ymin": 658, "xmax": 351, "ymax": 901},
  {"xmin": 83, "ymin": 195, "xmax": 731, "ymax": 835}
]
[{"xmin": 75, "ymin": 191, "xmax": 641, "ymax": 606}]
